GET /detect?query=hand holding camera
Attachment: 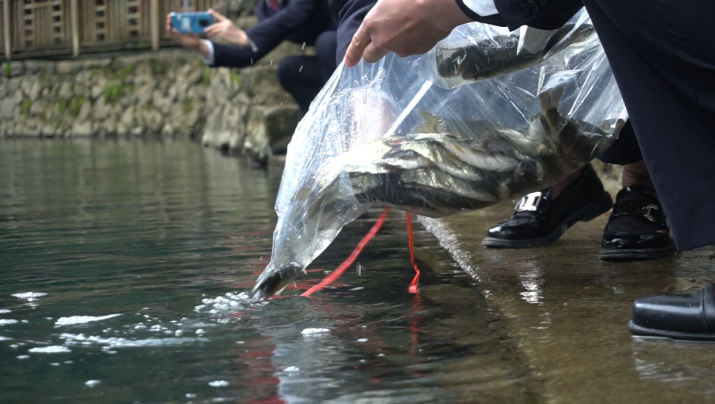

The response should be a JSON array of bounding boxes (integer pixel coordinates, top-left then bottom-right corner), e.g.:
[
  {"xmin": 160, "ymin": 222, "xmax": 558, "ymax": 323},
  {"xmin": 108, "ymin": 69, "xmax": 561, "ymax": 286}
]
[
  {"xmin": 167, "ymin": 10, "xmax": 250, "ymax": 49},
  {"xmin": 204, "ymin": 10, "xmax": 250, "ymax": 47}
]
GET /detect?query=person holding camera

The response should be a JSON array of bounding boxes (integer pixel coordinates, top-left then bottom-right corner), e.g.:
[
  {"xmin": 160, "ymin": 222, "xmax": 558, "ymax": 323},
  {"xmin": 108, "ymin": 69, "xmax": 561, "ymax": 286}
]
[{"xmin": 167, "ymin": 1, "xmax": 337, "ymax": 113}]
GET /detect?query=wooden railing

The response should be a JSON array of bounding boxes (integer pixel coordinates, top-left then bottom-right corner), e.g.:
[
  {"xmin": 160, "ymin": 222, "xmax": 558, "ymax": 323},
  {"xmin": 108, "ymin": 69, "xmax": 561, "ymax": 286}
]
[{"xmin": 2, "ymin": 0, "xmax": 222, "ymax": 60}]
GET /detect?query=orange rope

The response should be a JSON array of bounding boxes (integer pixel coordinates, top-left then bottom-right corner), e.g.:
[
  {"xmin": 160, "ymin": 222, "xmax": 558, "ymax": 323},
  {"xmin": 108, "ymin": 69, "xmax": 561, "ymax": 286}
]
[
  {"xmin": 301, "ymin": 207, "xmax": 392, "ymax": 297},
  {"xmin": 405, "ymin": 212, "xmax": 421, "ymax": 294}
]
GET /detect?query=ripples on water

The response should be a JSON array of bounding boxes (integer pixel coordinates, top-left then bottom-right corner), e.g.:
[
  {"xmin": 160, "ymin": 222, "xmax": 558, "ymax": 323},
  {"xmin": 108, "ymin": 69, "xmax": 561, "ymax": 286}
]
[{"xmin": 0, "ymin": 140, "xmax": 536, "ymax": 403}]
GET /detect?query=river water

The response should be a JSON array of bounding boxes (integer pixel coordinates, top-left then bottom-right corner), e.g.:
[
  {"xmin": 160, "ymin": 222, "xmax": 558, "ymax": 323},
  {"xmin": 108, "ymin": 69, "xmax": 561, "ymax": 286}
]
[{"xmin": 0, "ymin": 140, "xmax": 539, "ymax": 404}]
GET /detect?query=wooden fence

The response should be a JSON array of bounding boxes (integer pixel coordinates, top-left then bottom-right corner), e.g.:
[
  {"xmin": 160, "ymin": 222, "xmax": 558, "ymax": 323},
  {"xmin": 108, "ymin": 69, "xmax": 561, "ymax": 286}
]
[{"xmin": 2, "ymin": 0, "xmax": 222, "ymax": 60}]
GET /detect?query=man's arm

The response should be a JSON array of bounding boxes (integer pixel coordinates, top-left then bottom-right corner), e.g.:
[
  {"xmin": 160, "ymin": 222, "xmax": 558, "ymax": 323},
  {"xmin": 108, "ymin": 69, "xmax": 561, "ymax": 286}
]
[
  {"xmin": 487, "ymin": 0, "xmax": 583, "ymax": 31},
  {"xmin": 241, "ymin": 0, "xmax": 323, "ymax": 57},
  {"xmin": 342, "ymin": 0, "xmax": 583, "ymax": 67},
  {"xmin": 207, "ymin": 0, "xmax": 324, "ymax": 69}
]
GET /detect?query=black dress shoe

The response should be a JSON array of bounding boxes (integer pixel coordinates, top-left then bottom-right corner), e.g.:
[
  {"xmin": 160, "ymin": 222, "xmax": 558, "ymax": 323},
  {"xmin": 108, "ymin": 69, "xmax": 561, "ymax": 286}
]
[
  {"xmin": 628, "ymin": 283, "xmax": 715, "ymax": 341},
  {"xmin": 598, "ymin": 187, "xmax": 676, "ymax": 261},
  {"xmin": 483, "ymin": 163, "xmax": 613, "ymax": 248}
]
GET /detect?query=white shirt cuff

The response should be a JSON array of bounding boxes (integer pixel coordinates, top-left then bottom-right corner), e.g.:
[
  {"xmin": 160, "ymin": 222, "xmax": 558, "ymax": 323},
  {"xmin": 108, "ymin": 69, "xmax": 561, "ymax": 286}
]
[
  {"xmin": 199, "ymin": 40, "xmax": 215, "ymax": 65},
  {"xmin": 462, "ymin": 0, "xmax": 498, "ymax": 16}
]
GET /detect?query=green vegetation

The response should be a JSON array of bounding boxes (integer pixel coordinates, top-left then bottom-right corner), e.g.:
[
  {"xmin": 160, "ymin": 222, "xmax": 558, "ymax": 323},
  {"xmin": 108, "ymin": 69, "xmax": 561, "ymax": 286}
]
[
  {"xmin": 56, "ymin": 99, "xmax": 68, "ymax": 114},
  {"xmin": 104, "ymin": 83, "xmax": 134, "ymax": 104},
  {"xmin": 183, "ymin": 101, "xmax": 193, "ymax": 115},
  {"xmin": 69, "ymin": 97, "xmax": 85, "ymax": 115},
  {"xmin": 4, "ymin": 63, "xmax": 10, "ymax": 77},
  {"xmin": 202, "ymin": 67, "xmax": 211, "ymax": 86},
  {"xmin": 148, "ymin": 58, "xmax": 167, "ymax": 77},
  {"xmin": 230, "ymin": 71, "xmax": 242, "ymax": 87},
  {"xmin": 117, "ymin": 64, "xmax": 136, "ymax": 83},
  {"xmin": 21, "ymin": 99, "xmax": 32, "ymax": 116}
]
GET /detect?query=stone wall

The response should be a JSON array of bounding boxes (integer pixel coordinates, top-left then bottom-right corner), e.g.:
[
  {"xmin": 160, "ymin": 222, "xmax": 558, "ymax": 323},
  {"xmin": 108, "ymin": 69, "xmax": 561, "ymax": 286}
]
[{"xmin": 0, "ymin": 21, "xmax": 310, "ymax": 164}]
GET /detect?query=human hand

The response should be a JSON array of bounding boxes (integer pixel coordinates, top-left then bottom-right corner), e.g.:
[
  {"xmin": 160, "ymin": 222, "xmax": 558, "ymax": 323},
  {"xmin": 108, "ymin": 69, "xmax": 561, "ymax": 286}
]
[
  {"xmin": 205, "ymin": 9, "xmax": 250, "ymax": 47},
  {"xmin": 344, "ymin": 0, "xmax": 472, "ymax": 67},
  {"xmin": 166, "ymin": 13, "xmax": 211, "ymax": 60},
  {"xmin": 166, "ymin": 13, "xmax": 203, "ymax": 50}
]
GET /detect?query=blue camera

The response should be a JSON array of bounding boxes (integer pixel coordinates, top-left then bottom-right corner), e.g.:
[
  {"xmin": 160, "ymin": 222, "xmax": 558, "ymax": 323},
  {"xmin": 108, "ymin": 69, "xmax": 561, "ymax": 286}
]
[{"xmin": 169, "ymin": 12, "xmax": 214, "ymax": 35}]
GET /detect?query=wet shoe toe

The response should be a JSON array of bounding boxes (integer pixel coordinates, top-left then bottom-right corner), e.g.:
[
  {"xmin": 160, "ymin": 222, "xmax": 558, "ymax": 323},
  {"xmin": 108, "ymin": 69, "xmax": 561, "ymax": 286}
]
[{"xmin": 628, "ymin": 283, "xmax": 715, "ymax": 341}]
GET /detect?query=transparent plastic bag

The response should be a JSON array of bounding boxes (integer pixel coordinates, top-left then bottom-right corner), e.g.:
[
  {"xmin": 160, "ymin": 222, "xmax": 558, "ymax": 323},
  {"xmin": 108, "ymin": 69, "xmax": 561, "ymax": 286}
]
[
  {"xmin": 421, "ymin": 8, "xmax": 597, "ymax": 89},
  {"xmin": 251, "ymin": 9, "xmax": 627, "ymax": 299}
]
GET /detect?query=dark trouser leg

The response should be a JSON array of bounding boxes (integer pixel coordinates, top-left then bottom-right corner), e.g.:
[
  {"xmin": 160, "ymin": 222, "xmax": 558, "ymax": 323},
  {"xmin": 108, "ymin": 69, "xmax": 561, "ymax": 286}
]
[
  {"xmin": 277, "ymin": 56, "xmax": 324, "ymax": 114},
  {"xmin": 315, "ymin": 30, "xmax": 338, "ymax": 82},
  {"xmin": 277, "ymin": 31, "xmax": 338, "ymax": 114},
  {"xmin": 583, "ymin": 0, "xmax": 715, "ymax": 340},
  {"xmin": 584, "ymin": 0, "xmax": 715, "ymax": 251}
]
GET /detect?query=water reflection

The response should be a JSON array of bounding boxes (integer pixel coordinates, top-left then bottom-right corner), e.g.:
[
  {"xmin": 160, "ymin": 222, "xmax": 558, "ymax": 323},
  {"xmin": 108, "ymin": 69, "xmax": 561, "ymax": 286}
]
[
  {"xmin": 0, "ymin": 140, "xmax": 537, "ymax": 404},
  {"xmin": 631, "ymin": 338, "xmax": 715, "ymax": 395}
]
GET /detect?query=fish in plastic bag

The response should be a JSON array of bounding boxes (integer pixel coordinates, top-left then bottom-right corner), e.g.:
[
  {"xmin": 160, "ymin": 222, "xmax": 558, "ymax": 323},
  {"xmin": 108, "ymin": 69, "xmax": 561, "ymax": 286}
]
[{"xmin": 251, "ymin": 9, "xmax": 627, "ymax": 300}]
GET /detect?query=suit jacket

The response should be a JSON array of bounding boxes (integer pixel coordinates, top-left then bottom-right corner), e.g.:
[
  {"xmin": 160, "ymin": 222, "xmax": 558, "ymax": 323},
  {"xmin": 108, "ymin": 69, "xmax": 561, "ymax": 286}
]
[
  {"xmin": 336, "ymin": 0, "xmax": 584, "ymax": 64},
  {"xmin": 456, "ymin": 0, "xmax": 583, "ymax": 30},
  {"xmin": 213, "ymin": 0, "xmax": 334, "ymax": 69}
]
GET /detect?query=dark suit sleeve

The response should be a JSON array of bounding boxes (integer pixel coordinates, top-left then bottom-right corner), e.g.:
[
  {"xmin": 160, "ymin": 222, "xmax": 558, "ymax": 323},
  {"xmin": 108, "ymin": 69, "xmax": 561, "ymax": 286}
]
[
  {"xmin": 211, "ymin": 0, "xmax": 323, "ymax": 69},
  {"xmin": 457, "ymin": 0, "xmax": 584, "ymax": 31}
]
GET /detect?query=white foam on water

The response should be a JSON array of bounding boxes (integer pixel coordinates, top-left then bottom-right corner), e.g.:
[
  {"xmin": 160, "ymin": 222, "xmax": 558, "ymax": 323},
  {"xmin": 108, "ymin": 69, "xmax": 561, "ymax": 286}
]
[
  {"xmin": 0, "ymin": 309, "xmax": 11, "ymax": 314},
  {"xmin": 17, "ymin": 355, "xmax": 29, "ymax": 359},
  {"xmin": 50, "ymin": 363, "xmax": 60, "ymax": 366},
  {"xmin": 208, "ymin": 380, "xmax": 229, "ymax": 387},
  {"xmin": 29, "ymin": 346, "xmax": 72, "ymax": 353},
  {"xmin": 55, "ymin": 314, "xmax": 122, "ymax": 327},
  {"xmin": 301, "ymin": 328, "xmax": 330, "ymax": 335},
  {"xmin": 12, "ymin": 292, "xmax": 47, "ymax": 301},
  {"xmin": 0, "ymin": 336, "xmax": 12, "ymax": 341},
  {"xmin": 0, "ymin": 319, "xmax": 18, "ymax": 326},
  {"xmin": 59, "ymin": 333, "xmax": 208, "ymax": 348},
  {"xmin": 195, "ymin": 292, "xmax": 263, "ymax": 316},
  {"xmin": 186, "ymin": 393, "xmax": 197, "ymax": 398},
  {"xmin": 85, "ymin": 380, "xmax": 101, "ymax": 387},
  {"xmin": 283, "ymin": 366, "xmax": 299, "ymax": 372},
  {"xmin": 357, "ymin": 338, "xmax": 368, "ymax": 342}
]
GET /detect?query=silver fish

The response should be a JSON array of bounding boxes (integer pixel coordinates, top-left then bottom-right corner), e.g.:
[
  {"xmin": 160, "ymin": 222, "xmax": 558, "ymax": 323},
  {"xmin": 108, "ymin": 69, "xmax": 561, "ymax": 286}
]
[{"xmin": 250, "ymin": 84, "xmax": 618, "ymax": 300}]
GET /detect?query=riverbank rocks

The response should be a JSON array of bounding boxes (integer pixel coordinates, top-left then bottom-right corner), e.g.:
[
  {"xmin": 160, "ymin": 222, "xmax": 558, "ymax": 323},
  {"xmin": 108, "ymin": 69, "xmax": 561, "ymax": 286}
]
[{"xmin": 1, "ymin": 35, "xmax": 315, "ymax": 164}]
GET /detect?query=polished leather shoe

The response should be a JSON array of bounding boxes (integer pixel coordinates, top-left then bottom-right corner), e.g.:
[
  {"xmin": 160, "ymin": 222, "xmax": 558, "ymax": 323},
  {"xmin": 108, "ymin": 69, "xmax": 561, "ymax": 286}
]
[
  {"xmin": 598, "ymin": 187, "xmax": 676, "ymax": 261},
  {"xmin": 628, "ymin": 283, "xmax": 715, "ymax": 341},
  {"xmin": 483, "ymin": 163, "xmax": 613, "ymax": 248}
]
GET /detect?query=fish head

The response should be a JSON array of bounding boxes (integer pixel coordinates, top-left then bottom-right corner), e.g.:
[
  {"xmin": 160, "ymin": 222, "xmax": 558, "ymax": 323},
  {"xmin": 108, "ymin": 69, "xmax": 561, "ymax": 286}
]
[
  {"xmin": 251, "ymin": 262, "xmax": 304, "ymax": 301},
  {"xmin": 412, "ymin": 110, "xmax": 443, "ymax": 134}
]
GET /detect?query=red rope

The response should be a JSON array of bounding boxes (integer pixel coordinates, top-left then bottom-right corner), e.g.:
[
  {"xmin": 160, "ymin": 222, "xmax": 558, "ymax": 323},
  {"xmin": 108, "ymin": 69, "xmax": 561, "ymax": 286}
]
[
  {"xmin": 405, "ymin": 212, "xmax": 421, "ymax": 294},
  {"xmin": 301, "ymin": 207, "xmax": 391, "ymax": 297}
]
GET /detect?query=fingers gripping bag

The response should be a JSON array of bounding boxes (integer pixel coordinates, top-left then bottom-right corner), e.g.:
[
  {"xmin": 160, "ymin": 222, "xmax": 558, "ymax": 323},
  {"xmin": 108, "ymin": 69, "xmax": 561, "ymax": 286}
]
[{"xmin": 251, "ymin": 8, "xmax": 627, "ymax": 299}]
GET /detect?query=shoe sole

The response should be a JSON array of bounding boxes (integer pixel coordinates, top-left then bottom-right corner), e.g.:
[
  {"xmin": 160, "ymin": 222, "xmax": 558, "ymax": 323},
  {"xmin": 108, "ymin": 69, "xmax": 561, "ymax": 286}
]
[
  {"xmin": 628, "ymin": 321, "xmax": 715, "ymax": 342},
  {"xmin": 482, "ymin": 191, "xmax": 613, "ymax": 249},
  {"xmin": 597, "ymin": 245, "xmax": 676, "ymax": 261}
]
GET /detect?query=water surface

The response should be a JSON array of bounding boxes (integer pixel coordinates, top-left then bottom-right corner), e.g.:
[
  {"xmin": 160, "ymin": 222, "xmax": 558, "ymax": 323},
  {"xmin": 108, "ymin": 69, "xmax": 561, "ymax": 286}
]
[{"xmin": 0, "ymin": 140, "xmax": 538, "ymax": 403}]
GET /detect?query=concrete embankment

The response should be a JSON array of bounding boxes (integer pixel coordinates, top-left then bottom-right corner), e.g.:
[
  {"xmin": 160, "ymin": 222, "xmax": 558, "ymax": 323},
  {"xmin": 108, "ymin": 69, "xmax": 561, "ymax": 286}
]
[
  {"xmin": 0, "ymin": 38, "xmax": 311, "ymax": 164},
  {"xmin": 418, "ymin": 174, "xmax": 715, "ymax": 403}
]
